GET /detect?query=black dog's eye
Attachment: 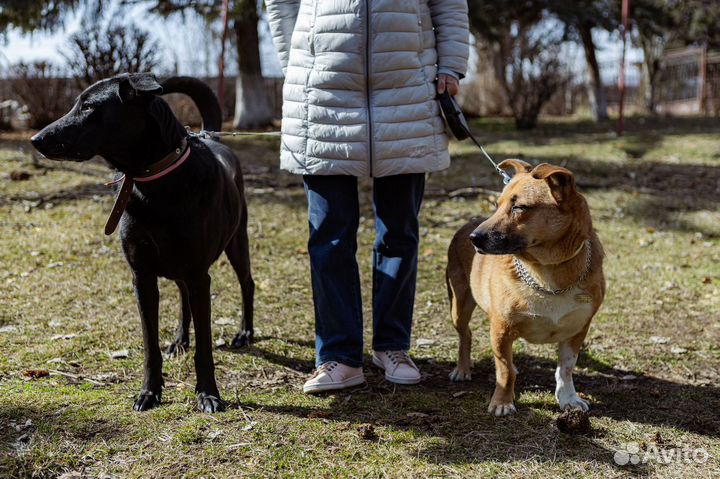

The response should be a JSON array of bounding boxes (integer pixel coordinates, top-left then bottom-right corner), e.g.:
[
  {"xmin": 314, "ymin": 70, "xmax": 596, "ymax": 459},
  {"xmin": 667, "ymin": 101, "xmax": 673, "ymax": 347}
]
[{"xmin": 80, "ymin": 102, "xmax": 93, "ymax": 113}]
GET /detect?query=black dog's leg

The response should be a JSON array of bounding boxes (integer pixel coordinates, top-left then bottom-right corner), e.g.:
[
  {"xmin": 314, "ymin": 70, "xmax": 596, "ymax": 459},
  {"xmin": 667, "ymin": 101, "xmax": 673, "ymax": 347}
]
[
  {"xmin": 187, "ymin": 273, "xmax": 224, "ymax": 413},
  {"xmin": 227, "ymin": 206, "xmax": 255, "ymax": 349},
  {"xmin": 165, "ymin": 280, "xmax": 191, "ymax": 357},
  {"xmin": 132, "ymin": 272, "xmax": 164, "ymax": 411}
]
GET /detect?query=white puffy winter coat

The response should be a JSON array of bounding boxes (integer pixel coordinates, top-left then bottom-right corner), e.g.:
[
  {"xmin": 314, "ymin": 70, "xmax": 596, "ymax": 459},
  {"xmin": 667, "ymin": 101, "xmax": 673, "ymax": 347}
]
[{"xmin": 266, "ymin": 0, "xmax": 469, "ymax": 177}]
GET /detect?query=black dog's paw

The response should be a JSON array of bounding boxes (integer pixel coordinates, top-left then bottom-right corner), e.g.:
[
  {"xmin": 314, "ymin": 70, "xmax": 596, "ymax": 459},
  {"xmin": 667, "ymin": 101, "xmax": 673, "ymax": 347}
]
[
  {"xmin": 196, "ymin": 392, "xmax": 225, "ymax": 413},
  {"xmin": 164, "ymin": 340, "xmax": 190, "ymax": 358},
  {"xmin": 230, "ymin": 330, "xmax": 253, "ymax": 349},
  {"xmin": 133, "ymin": 390, "xmax": 162, "ymax": 411}
]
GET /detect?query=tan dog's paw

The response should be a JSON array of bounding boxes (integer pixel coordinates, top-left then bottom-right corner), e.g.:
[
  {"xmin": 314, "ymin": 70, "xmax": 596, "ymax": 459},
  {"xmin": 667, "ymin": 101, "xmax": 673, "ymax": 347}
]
[
  {"xmin": 449, "ymin": 366, "xmax": 472, "ymax": 382},
  {"xmin": 488, "ymin": 401, "xmax": 516, "ymax": 417},
  {"xmin": 558, "ymin": 393, "xmax": 590, "ymax": 412}
]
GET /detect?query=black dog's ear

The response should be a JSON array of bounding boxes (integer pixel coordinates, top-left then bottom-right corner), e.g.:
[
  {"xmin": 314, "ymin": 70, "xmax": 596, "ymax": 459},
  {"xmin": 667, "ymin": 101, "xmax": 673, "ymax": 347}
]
[
  {"xmin": 118, "ymin": 73, "xmax": 163, "ymax": 102},
  {"xmin": 127, "ymin": 73, "xmax": 163, "ymax": 94}
]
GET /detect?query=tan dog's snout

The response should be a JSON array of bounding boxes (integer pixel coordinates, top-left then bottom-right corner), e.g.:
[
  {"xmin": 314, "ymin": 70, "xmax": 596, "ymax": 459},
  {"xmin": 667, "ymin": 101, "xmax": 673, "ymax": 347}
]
[{"xmin": 469, "ymin": 223, "xmax": 527, "ymax": 255}]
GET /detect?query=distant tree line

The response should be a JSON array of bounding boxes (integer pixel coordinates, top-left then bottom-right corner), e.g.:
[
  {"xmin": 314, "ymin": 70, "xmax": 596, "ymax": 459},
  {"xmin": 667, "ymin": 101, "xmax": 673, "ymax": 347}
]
[
  {"xmin": 469, "ymin": 0, "xmax": 720, "ymax": 127},
  {"xmin": 2, "ymin": 0, "xmax": 719, "ymax": 129}
]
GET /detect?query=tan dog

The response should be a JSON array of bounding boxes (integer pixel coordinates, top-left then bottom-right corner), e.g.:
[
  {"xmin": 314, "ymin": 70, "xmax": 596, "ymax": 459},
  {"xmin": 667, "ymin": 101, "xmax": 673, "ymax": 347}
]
[{"xmin": 446, "ymin": 159, "xmax": 605, "ymax": 416}]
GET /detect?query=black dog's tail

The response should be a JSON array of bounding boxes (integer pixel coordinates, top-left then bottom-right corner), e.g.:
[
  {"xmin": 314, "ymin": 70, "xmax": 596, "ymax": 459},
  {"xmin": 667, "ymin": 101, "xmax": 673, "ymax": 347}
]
[{"xmin": 161, "ymin": 76, "xmax": 223, "ymax": 132}]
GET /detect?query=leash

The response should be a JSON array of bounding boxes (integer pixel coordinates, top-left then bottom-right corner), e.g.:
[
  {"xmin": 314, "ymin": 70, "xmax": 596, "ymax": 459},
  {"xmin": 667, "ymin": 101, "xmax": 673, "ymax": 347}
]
[
  {"xmin": 437, "ymin": 90, "xmax": 512, "ymax": 185},
  {"xmin": 104, "ymin": 137, "xmax": 191, "ymax": 235},
  {"xmin": 192, "ymin": 129, "xmax": 281, "ymax": 139}
]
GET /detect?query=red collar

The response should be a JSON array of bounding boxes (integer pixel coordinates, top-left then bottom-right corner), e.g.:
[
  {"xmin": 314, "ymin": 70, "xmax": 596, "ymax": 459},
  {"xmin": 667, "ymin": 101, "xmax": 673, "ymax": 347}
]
[{"xmin": 104, "ymin": 138, "xmax": 191, "ymax": 235}]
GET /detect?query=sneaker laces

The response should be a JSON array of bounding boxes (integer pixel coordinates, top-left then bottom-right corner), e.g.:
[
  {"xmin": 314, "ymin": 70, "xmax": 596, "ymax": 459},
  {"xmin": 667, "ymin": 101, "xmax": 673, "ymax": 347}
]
[
  {"xmin": 386, "ymin": 351, "xmax": 415, "ymax": 368},
  {"xmin": 311, "ymin": 361, "xmax": 338, "ymax": 378}
]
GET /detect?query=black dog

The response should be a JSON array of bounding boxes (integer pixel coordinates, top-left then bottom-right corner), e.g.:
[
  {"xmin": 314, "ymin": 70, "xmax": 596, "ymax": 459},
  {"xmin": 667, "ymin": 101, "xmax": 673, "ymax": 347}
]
[{"xmin": 31, "ymin": 73, "xmax": 255, "ymax": 412}]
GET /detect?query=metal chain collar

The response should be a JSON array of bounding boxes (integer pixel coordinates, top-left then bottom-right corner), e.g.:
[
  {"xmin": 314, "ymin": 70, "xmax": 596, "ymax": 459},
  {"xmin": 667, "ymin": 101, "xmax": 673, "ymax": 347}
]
[{"xmin": 513, "ymin": 240, "xmax": 592, "ymax": 295}]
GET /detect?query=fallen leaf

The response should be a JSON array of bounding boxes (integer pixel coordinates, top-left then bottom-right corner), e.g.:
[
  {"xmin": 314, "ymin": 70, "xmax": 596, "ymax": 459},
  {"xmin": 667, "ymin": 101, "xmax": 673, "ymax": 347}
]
[
  {"xmin": 701, "ymin": 276, "xmax": 712, "ymax": 284},
  {"xmin": 110, "ymin": 349, "xmax": 129, "ymax": 359},
  {"xmin": 416, "ymin": 338, "xmax": 435, "ymax": 348},
  {"xmin": 9, "ymin": 170, "xmax": 31, "ymax": 181},
  {"xmin": 22, "ymin": 369, "xmax": 49, "ymax": 379},
  {"xmin": 406, "ymin": 412, "xmax": 429, "ymax": 418},
  {"xmin": 58, "ymin": 473, "xmax": 83, "ymax": 479},
  {"xmin": 0, "ymin": 325, "xmax": 17, "ymax": 333},
  {"xmin": 621, "ymin": 374, "xmax": 637, "ymax": 381},
  {"xmin": 215, "ymin": 337, "xmax": 227, "ymax": 347},
  {"xmin": 227, "ymin": 442, "xmax": 251, "ymax": 449},
  {"xmin": 649, "ymin": 336, "xmax": 671, "ymax": 344},
  {"xmin": 308, "ymin": 411, "xmax": 331, "ymax": 419},
  {"xmin": 242, "ymin": 421, "xmax": 257, "ymax": 431},
  {"xmin": 50, "ymin": 333, "xmax": 77, "ymax": 340},
  {"xmin": 215, "ymin": 317, "xmax": 234, "ymax": 326},
  {"xmin": 670, "ymin": 347, "xmax": 687, "ymax": 355},
  {"xmin": 452, "ymin": 391, "xmax": 468, "ymax": 398}
]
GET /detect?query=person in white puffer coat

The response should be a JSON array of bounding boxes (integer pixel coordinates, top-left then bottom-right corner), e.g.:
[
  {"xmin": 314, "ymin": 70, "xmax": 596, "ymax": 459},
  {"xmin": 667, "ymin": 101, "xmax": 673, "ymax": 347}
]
[{"xmin": 266, "ymin": 0, "xmax": 469, "ymax": 393}]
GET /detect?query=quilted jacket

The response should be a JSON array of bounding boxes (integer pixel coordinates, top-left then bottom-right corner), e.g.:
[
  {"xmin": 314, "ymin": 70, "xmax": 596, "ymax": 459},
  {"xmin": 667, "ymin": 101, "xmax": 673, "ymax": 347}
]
[{"xmin": 266, "ymin": 0, "xmax": 469, "ymax": 176}]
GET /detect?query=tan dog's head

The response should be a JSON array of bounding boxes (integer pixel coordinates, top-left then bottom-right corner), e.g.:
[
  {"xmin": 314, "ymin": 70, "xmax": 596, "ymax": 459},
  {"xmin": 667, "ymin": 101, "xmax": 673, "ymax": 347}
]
[{"xmin": 470, "ymin": 159, "xmax": 592, "ymax": 262}]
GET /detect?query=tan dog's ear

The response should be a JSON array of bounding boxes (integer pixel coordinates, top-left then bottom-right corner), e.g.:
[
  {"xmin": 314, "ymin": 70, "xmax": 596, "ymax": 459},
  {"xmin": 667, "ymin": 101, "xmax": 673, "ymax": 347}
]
[
  {"xmin": 531, "ymin": 163, "xmax": 576, "ymax": 203},
  {"xmin": 498, "ymin": 159, "xmax": 532, "ymax": 176}
]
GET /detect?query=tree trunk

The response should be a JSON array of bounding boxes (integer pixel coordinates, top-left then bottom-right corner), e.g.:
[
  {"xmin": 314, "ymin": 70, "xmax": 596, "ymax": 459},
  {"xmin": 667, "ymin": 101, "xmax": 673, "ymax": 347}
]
[
  {"xmin": 579, "ymin": 22, "xmax": 608, "ymax": 121},
  {"xmin": 232, "ymin": 0, "xmax": 272, "ymax": 129},
  {"xmin": 639, "ymin": 35, "xmax": 662, "ymax": 115}
]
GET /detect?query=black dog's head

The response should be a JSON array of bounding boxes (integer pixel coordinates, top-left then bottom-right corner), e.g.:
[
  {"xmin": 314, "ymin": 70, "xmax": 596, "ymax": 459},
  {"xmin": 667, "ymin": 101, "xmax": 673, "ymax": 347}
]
[{"xmin": 31, "ymin": 73, "xmax": 184, "ymax": 174}]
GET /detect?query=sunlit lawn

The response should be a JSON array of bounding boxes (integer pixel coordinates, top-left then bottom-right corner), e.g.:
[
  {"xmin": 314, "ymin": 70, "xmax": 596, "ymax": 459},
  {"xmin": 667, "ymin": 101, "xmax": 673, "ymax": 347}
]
[{"xmin": 0, "ymin": 116, "xmax": 718, "ymax": 478}]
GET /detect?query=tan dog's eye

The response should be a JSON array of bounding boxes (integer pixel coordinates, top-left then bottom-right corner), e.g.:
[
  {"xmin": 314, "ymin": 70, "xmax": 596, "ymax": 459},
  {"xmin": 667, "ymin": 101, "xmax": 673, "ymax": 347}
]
[{"xmin": 511, "ymin": 205, "xmax": 529, "ymax": 214}]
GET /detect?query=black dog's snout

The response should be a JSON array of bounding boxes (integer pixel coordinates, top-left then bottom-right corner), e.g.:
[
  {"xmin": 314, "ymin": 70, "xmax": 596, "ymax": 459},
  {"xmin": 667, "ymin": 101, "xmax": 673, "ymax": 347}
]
[
  {"xmin": 30, "ymin": 127, "xmax": 75, "ymax": 160},
  {"xmin": 30, "ymin": 130, "xmax": 59, "ymax": 157},
  {"xmin": 30, "ymin": 132, "xmax": 45, "ymax": 150}
]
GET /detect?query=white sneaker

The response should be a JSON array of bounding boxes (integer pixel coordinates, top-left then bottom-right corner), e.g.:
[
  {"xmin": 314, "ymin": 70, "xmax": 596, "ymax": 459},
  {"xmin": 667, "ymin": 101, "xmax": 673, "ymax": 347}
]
[
  {"xmin": 303, "ymin": 361, "xmax": 365, "ymax": 394},
  {"xmin": 372, "ymin": 350, "xmax": 422, "ymax": 385}
]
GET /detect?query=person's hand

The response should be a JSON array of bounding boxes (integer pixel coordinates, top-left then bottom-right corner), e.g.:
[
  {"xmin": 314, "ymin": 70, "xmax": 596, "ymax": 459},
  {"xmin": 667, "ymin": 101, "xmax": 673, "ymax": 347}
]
[{"xmin": 437, "ymin": 73, "xmax": 460, "ymax": 96}]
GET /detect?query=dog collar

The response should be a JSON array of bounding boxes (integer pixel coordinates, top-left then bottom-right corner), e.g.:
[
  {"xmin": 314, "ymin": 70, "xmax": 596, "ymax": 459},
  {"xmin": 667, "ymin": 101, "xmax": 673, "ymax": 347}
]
[
  {"xmin": 104, "ymin": 137, "xmax": 190, "ymax": 235},
  {"xmin": 514, "ymin": 240, "xmax": 592, "ymax": 295}
]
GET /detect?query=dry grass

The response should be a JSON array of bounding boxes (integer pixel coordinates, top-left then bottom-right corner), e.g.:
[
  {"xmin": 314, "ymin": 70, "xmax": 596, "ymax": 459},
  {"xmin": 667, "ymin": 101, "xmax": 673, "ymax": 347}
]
[{"xmin": 0, "ymin": 116, "xmax": 718, "ymax": 478}]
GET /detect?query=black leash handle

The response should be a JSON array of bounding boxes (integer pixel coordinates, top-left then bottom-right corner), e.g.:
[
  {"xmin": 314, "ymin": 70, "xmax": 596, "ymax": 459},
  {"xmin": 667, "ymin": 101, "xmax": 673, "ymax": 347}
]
[{"xmin": 437, "ymin": 90, "xmax": 511, "ymax": 185}]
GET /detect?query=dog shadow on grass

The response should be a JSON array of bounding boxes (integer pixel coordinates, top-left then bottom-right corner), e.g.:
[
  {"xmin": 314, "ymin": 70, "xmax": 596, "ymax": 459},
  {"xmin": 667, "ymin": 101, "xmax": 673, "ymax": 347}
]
[{"xmin": 229, "ymin": 340, "xmax": 718, "ymax": 470}]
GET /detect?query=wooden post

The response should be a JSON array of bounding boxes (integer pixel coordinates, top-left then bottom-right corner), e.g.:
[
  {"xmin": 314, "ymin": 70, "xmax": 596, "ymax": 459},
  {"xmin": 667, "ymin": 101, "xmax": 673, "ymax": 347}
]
[
  {"xmin": 618, "ymin": 0, "xmax": 630, "ymax": 137},
  {"xmin": 218, "ymin": 0, "xmax": 231, "ymax": 121}
]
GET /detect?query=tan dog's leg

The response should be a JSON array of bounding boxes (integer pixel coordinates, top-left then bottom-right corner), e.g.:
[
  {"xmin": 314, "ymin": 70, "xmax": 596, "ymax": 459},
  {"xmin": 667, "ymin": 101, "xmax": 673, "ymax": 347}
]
[
  {"xmin": 488, "ymin": 319, "xmax": 517, "ymax": 416},
  {"xmin": 447, "ymin": 271, "xmax": 476, "ymax": 381},
  {"xmin": 555, "ymin": 325, "xmax": 590, "ymax": 411}
]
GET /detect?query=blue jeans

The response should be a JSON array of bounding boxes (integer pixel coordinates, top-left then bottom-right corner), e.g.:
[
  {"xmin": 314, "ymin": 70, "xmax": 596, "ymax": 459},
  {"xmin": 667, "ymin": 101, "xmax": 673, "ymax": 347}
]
[{"xmin": 304, "ymin": 174, "xmax": 425, "ymax": 367}]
